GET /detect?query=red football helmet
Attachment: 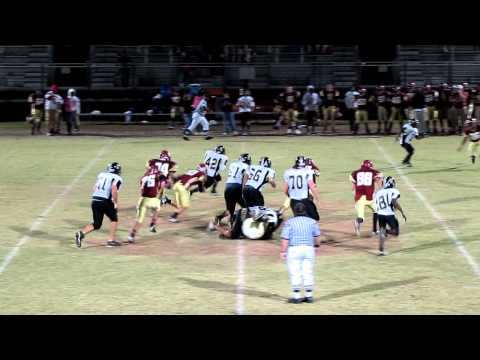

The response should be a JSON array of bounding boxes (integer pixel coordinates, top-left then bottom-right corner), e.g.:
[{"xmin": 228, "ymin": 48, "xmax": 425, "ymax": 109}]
[{"xmin": 362, "ymin": 160, "xmax": 374, "ymax": 169}]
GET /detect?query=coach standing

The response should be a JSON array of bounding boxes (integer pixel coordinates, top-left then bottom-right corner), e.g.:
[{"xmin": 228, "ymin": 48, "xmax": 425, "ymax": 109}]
[{"xmin": 280, "ymin": 203, "xmax": 321, "ymax": 304}]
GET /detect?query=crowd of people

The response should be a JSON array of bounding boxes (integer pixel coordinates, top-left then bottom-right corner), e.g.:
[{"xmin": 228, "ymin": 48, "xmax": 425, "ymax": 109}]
[
  {"xmin": 27, "ymin": 84, "xmax": 81, "ymax": 136},
  {"xmin": 145, "ymin": 82, "xmax": 480, "ymax": 137}
]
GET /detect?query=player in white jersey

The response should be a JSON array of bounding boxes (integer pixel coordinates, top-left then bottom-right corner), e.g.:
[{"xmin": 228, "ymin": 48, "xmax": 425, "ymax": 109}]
[
  {"xmin": 203, "ymin": 145, "xmax": 229, "ymax": 195},
  {"xmin": 374, "ymin": 176, "xmax": 407, "ymax": 256},
  {"xmin": 75, "ymin": 162, "xmax": 124, "ymax": 248},
  {"xmin": 243, "ymin": 157, "xmax": 276, "ymax": 219},
  {"xmin": 183, "ymin": 90, "xmax": 213, "ymax": 141},
  {"xmin": 398, "ymin": 119, "xmax": 420, "ymax": 167},
  {"xmin": 208, "ymin": 153, "xmax": 251, "ymax": 231},
  {"xmin": 283, "ymin": 156, "xmax": 320, "ymax": 220}
]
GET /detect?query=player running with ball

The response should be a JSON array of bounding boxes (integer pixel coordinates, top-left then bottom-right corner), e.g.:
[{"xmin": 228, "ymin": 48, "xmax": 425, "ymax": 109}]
[
  {"xmin": 374, "ymin": 176, "xmax": 407, "ymax": 256},
  {"xmin": 457, "ymin": 118, "xmax": 480, "ymax": 164},
  {"xmin": 350, "ymin": 160, "xmax": 383, "ymax": 236}
]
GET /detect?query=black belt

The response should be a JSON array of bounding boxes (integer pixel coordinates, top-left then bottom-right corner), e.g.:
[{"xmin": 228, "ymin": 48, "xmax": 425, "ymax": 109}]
[{"xmin": 92, "ymin": 196, "xmax": 110, "ymax": 202}]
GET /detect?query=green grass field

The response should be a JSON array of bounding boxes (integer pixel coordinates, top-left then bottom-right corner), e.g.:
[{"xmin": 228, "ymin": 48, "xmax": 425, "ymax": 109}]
[{"xmin": 1, "ymin": 122, "xmax": 480, "ymax": 314}]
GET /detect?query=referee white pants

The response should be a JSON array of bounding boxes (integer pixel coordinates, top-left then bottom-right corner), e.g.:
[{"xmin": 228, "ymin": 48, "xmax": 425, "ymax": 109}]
[
  {"xmin": 287, "ymin": 245, "xmax": 315, "ymax": 292},
  {"xmin": 188, "ymin": 113, "xmax": 209, "ymax": 133}
]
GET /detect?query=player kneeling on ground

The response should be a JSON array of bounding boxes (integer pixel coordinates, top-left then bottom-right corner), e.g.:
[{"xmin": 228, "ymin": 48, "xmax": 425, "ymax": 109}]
[
  {"xmin": 374, "ymin": 176, "xmax": 407, "ymax": 256},
  {"xmin": 211, "ymin": 206, "xmax": 283, "ymax": 240},
  {"xmin": 75, "ymin": 162, "xmax": 123, "ymax": 248},
  {"xmin": 167, "ymin": 164, "xmax": 206, "ymax": 223},
  {"xmin": 127, "ymin": 166, "xmax": 168, "ymax": 244},
  {"xmin": 457, "ymin": 118, "xmax": 480, "ymax": 164}
]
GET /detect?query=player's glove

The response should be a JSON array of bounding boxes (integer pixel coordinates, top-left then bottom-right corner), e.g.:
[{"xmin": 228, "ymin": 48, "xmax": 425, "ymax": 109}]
[{"xmin": 160, "ymin": 196, "xmax": 172, "ymax": 205}]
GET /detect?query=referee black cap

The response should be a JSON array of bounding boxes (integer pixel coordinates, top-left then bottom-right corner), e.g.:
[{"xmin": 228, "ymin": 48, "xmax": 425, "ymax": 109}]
[{"xmin": 293, "ymin": 203, "xmax": 307, "ymax": 216}]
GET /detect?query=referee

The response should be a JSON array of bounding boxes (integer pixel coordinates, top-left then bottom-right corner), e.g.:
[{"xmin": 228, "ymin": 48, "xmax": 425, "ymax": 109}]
[{"xmin": 280, "ymin": 203, "xmax": 321, "ymax": 304}]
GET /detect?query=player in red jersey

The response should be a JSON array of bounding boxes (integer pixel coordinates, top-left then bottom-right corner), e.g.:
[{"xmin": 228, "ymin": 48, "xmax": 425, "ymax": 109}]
[
  {"xmin": 350, "ymin": 160, "xmax": 383, "ymax": 236},
  {"xmin": 127, "ymin": 166, "xmax": 168, "ymax": 243},
  {"xmin": 458, "ymin": 118, "xmax": 480, "ymax": 164},
  {"xmin": 146, "ymin": 149, "xmax": 178, "ymax": 178},
  {"xmin": 167, "ymin": 164, "xmax": 207, "ymax": 223}
]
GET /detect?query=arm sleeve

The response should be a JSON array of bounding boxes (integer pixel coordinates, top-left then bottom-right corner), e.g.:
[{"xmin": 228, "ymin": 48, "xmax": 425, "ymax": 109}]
[
  {"xmin": 312, "ymin": 222, "xmax": 321, "ymax": 237},
  {"xmin": 280, "ymin": 222, "xmax": 291, "ymax": 240}
]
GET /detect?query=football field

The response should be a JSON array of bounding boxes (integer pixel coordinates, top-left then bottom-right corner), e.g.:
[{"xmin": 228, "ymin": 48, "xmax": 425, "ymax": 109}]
[{"xmin": 1, "ymin": 122, "xmax": 480, "ymax": 314}]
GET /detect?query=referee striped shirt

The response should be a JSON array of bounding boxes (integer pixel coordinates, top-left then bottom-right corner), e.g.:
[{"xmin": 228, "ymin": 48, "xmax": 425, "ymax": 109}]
[{"xmin": 280, "ymin": 216, "xmax": 321, "ymax": 247}]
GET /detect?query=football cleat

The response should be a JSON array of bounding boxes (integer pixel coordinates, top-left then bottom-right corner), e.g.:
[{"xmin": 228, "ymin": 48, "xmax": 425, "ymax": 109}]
[
  {"xmin": 303, "ymin": 297, "xmax": 314, "ymax": 303},
  {"xmin": 183, "ymin": 135, "xmax": 190, "ymax": 141},
  {"xmin": 149, "ymin": 225, "xmax": 157, "ymax": 233},
  {"xmin": 168, "ymin": 217, "xmax": 179, "ymax": 223},
  {"xmin": 287, "ymin": 298, "xmax": 303, "ymax": 304},
  {"xmin": 106, "ymin": 240, "xmax": 122, "ymax": 247},
  {"xmin": 127, "ymin": 234, "xmax": 135, "ymax": 244},
  {"xmin": 75, "ymin": 231, "xmax": 84, "ymax": 248}
]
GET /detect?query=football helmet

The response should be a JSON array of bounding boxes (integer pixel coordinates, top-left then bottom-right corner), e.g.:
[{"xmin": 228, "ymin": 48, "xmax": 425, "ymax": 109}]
[
  {"xmin": 362, "ymin": 160, "xmax": 373, "ymax": 169},
  {"xmin": 107, "ymin": 162, "xmax": 122, "ymax": 175},
  {"xmin": 259, "ymin": 157, "xmax": 272, "ymax": 168},
  {"xmin": 384, "ymin": 176, "xmax": 396, "ymax": 189},
  {"xmin": 295, "ymin": 155, "xmax": 307, "ymax": 168},
  {"xmin": 215, "ymin": 145, "xmax": 226, "ymax": 154},
  {"xmin": 239, "ymin": 153, "xmax": 252, "ymax": 165},
  {"xmin": 410, "ymin": 119, "xmax": 418, "ymax": 127}
]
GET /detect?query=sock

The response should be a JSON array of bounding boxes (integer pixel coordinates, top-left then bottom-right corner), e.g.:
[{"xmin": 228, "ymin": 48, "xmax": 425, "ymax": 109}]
[
  {"xmin": 373, "ymin": 213, "xmax": 378, "ymax": 232},
  {"xmin": 305, "ymin": 290, "xmax": 313, "ymax": 299},
  {"xmin": 293, "ymin": 289, "xmax": 301, "ymax": 300}
]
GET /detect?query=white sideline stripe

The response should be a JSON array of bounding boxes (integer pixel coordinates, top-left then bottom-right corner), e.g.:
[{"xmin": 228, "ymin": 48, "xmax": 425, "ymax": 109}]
[
  {"xmin": 372, "ymin": 139, "xmax": 480, "ymax": 277},
  {"xmin": 0, "ymin": 139, "xmax": 114, "ymax": 275},
  {"xmin": 235, "ymin": 142, "xmax": 247, "ymax": 315}
]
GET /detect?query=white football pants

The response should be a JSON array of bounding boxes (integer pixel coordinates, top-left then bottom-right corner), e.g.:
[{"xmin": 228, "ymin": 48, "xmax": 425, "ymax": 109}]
[
  {"xmin": 188, "ymin": 113, "xmax": 209, "ymax": 133},
  {"xmin": 287, "ymin": 245, "xmax": 315, "ymax": 292}
]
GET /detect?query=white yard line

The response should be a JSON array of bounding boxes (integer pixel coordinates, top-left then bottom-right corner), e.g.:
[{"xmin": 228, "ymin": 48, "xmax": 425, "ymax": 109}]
[
  {"xmin": 235, "ymin": 239, "xmax": 246, "ymax": 315},
  {"xmin": 372, "ymin": 139, "xmax": 480, "ymax": 277},
  {"xmin": 0, "ymin": 139, "xmax": 114, "ymax": 275},
  {"xmin": 235, "ymin": 142, "xmax": 247, "ymax": 315}
]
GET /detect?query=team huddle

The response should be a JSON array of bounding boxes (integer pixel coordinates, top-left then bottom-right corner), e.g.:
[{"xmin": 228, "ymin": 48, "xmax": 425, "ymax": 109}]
[{"xmin": 74, "ymin": 144, "xmax": 410, "ymax": 256}]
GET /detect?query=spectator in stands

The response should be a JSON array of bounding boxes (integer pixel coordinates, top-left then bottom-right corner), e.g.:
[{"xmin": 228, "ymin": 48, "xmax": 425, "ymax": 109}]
[
  {"xmin": 320, "ymin": 84, "xmax": 340, "ymax": 133},
  {"xmin": 64, "ymin": 88, "xmax": 81, "ymax": 135},
  {"xmin": 344, "ymin": 86, "xmax": 358, "ymax": 132},
  {"xmin": 44, "ymin": 84, "xmax": 63, "ymax": 136},
  {"xmin": 301, "ymin": 85, "xmax": 321, "ymax": 135},
  {"xmin": 118, "ymin": 50, "xmax": 131, "ymax": 87},
  {"xmin": 221, "ymin": 91, "xmax": 237, "ymax": 135},
  {"xmin": 236, "ymin": 89, "xmax": 255, "ymax": 136},
  {"xmin": 27, "ymin": 90, "xmax": 44, "ymax": 135}
]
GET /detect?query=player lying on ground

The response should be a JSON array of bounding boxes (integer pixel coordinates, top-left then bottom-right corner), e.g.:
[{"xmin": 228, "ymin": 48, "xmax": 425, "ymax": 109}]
[
  {"xmin": 210, "ymin": 206, "xmax": 283, "ymax": 240},
  {"xmin": 167, "ymin": 164, "xmax": 207, "ymax": 223},
  {"xmin": 75, "ymin": 162, "xmax": 123, "ymax": 248},
  {"xmin": 374, "ymin": 176, "xmax": 407, "ymax": 256},
  {"xmin": 127, "ymin": 166, "xmax": 169, "ymax": 244},
  {"xmin": 283, "ymin": 155, "xmax": 320, "ymax": 221},
  {"xmin": 457, "ymin": 118, "xmax": 480, "ymax": 164},
  {"xmin": 350, "ymin": 160, "xmax": 383, "ymax": 236}
]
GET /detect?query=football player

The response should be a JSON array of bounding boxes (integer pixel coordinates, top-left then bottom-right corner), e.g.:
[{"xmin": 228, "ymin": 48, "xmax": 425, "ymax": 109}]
[
  {"xmin": 201, "ymin": 145, "xmax": 229, "ymax": 195},
  {"xmin": 457, "ymin": 118, "xmax": 480, "ymax": 164},
  {"xmin": 350, "ymin": 160, "xmax": 383, "ymax": 236},
  {"xmin": 243, "ymin": 157, "xmax": 276, "ymax": 219},
  {"xmin": 375, "ymin": 85, "xmax": 389, "ymax": 134},
  {"xmin": 374, "ymin": 176, "xmax": 407, "ymax": 256},
  {"xmin": 353, "ymin": 88, "xmax": 372, "ymax": 135},
  {"xmin": 183, "ymin": 89, "xmax": 213, "ymax": 141},
  {"xmin": 301, "ymin": 85, "xmax": 321, "ymax": 135},
  {"xmin": 282, "ymin": 156, "xmax": 320, "ymax": 220},
  {"xmin": 27, "ymin": 90, "xmax": 44, "ymax": 135},
  {"xmin": 75, "ymin": 162, "xmax": 123, "ymax": 248},
  {"xmin": 398, "ymin": 119, "xmax": 420, "ymax": 167},
  {"xmin": 424, "ymin": 84, "xmax": 438, "ymax": 134},
  {"xmin": 210, "ymin": 153, "xmax": 251, "ymax": 229},
  {"xmin": 127, "ymin": 166, "xmax": 167, "ymax": 243},
  {"xmin": 167, "ymin": 164, "xmax": 207, "ymax": 223}
]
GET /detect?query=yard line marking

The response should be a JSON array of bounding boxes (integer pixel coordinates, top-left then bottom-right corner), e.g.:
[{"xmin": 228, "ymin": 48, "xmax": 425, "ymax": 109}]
[
  {"xmin": 235, "ymin": 141, "xmax": 247, "ymax": 315},
  {"xmin": 236, "ymin": 239, "xmax": 246, "ymax": 315},
  {"xmin": 372, "ymin": 139, "xmax": 480, "ymax": 277},
  {"xmin": 0, "ymin": 139, "xmax": 114, "ymax": 275}
]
